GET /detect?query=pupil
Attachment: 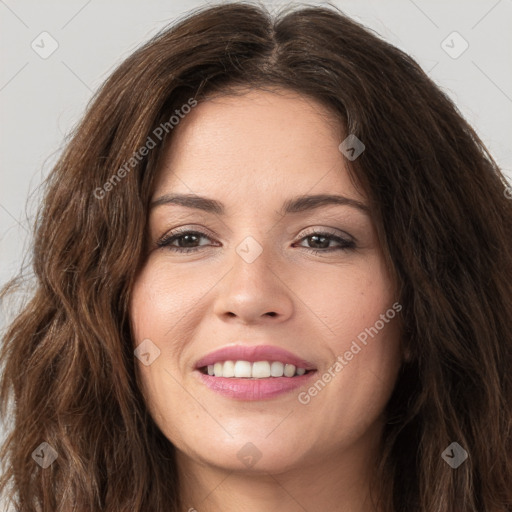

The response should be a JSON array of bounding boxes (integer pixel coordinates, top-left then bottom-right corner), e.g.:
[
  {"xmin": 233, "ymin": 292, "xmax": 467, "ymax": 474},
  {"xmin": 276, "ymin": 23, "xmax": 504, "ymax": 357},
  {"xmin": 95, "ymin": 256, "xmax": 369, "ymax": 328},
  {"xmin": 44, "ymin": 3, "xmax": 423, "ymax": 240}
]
[
  {"xmin": 181, "ymin": 234, "xmax": 197, "ymax": 247},
  {"xmin": 310, "ymin": 235, "xmax": 327, "ymax": 248}
]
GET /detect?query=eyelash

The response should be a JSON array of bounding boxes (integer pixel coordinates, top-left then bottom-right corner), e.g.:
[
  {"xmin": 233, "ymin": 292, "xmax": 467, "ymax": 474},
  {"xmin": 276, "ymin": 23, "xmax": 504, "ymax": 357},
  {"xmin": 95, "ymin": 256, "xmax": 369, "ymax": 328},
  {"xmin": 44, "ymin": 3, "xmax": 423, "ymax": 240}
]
[{"xmin": 156, "ymin": 229, "xmax": 356, "ymax": 254}]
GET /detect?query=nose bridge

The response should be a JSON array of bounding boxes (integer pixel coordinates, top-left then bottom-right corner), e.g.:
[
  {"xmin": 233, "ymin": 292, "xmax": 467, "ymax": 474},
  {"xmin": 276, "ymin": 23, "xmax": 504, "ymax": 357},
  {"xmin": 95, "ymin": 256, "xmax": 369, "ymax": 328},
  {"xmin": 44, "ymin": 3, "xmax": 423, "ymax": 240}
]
[
  {"xmin": 229, "ymin": 231, "xmax": 277, "ymax": 290},
  {"xmin": 213, "ymin": 231, "xmax": 294, "ymax": 322}
]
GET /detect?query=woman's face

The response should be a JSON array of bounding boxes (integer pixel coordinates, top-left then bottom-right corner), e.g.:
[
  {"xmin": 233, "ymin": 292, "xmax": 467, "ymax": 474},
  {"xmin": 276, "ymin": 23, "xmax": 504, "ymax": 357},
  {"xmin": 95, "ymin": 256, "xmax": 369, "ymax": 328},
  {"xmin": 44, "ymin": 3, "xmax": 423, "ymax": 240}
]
[{"xmin": 129, "ymin": 88, "xmax": 403, "ymax": 474}]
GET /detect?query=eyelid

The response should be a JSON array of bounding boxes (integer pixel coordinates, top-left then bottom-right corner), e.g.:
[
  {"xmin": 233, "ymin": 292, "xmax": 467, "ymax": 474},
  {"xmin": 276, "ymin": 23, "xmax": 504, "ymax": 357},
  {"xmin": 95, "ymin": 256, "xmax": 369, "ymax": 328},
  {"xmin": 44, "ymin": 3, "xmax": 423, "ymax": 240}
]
[
  {"xmin": 298, "ymin": 225, "xmax": 355, "ymax": 241},
  {"xmin": 158, "ymin": 224, "xmax": 217, "ymax": 240}
]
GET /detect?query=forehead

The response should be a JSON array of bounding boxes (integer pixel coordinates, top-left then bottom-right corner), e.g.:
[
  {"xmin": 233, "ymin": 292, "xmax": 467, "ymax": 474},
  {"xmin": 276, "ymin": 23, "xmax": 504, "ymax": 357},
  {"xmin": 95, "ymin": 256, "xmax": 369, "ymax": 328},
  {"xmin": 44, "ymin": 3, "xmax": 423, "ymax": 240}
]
[{"xmin": 152, "ymin": 88, "xmax": 365, "ymax": 205}]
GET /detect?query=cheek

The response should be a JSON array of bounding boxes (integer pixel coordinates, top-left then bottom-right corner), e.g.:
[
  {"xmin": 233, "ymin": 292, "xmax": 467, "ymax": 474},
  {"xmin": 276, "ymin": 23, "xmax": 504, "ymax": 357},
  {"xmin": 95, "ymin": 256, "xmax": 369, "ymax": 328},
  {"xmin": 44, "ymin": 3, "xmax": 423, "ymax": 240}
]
[
  {"xmin": 129, "ymin": 264, "xmax": 195, "ymax": 441},
  {"xmin": 300, "ymin": 255, "xmax": 396, "ymax": 347},
  {"xmin": 129, "ymin": 259, "xmax": 209, "ymax": 343}
]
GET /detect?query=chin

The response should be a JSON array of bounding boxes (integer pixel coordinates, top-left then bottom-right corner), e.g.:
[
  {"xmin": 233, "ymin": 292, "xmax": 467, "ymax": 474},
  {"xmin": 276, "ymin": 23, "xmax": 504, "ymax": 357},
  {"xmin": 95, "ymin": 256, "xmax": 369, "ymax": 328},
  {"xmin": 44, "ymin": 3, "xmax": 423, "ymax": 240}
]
[{"xmin": 179, "ymin": 433, "xmax": 308, "ymax": 474}]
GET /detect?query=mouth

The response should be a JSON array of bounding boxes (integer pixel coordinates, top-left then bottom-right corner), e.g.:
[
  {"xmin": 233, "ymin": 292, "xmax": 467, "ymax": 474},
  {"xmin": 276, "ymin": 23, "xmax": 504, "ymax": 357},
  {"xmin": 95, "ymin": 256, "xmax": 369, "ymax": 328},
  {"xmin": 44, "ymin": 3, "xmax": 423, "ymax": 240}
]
[{"xmin": 194, "ymin": 345, "xmax": 318, "ymax": 401}]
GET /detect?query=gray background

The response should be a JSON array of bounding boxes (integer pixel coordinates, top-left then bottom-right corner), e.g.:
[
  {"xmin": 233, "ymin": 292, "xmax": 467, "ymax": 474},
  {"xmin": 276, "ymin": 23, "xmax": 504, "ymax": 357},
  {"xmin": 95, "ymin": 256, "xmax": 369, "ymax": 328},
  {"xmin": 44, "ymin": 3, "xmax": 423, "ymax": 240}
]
[{"xmin": 0, "ymin": 0, "xmax": 511, "ymax": 506}]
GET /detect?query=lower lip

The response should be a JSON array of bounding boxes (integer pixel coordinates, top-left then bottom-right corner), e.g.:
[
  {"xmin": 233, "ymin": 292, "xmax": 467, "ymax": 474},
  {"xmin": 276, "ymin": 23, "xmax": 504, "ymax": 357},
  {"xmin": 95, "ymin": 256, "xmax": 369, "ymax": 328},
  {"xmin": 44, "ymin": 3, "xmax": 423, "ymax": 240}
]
[{"xmin": 195, "ymin": 371, "xmax": 317, "ymax": 400}]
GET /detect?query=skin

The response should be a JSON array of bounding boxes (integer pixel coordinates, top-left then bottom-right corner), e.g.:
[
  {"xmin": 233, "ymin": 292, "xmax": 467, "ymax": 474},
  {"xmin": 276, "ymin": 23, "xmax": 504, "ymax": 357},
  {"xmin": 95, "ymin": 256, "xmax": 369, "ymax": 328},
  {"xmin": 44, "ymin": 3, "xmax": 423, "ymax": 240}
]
[{"xmin": 129, "ymin": 87, "xmax": 403, "ymax": 512}]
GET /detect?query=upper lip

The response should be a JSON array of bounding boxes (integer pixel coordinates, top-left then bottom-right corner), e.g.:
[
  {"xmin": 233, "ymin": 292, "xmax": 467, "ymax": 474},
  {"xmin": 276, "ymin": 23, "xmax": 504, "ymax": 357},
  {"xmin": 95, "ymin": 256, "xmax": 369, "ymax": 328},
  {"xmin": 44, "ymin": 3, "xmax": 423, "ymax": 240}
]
[{"xmin": 195, "ymin": 344, "xmax": 317, "ymax": 371}]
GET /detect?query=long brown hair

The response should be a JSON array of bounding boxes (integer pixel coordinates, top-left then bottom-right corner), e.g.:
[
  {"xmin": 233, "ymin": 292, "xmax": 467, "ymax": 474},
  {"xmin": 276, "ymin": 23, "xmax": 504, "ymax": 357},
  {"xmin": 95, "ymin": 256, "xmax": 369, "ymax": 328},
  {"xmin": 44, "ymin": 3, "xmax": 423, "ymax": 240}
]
[{"xmin": 1, "ymin": 2, "xmax": 511, "ymax": 511}]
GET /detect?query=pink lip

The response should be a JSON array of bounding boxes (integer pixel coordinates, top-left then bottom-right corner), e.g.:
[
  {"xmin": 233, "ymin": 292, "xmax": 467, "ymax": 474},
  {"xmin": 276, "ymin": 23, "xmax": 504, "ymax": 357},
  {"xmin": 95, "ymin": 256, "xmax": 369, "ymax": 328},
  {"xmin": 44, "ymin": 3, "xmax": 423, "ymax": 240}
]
[
  {"xmin": 194, "ymin": 344, "xmax": 317, "ymax": 401},
  {"xmin": 195, "ymin": 344, "xmax": 316, "ymax": 370},
  {"xmin": 196, "ymin": 372, "xmax": 317, "ymax": 401}
]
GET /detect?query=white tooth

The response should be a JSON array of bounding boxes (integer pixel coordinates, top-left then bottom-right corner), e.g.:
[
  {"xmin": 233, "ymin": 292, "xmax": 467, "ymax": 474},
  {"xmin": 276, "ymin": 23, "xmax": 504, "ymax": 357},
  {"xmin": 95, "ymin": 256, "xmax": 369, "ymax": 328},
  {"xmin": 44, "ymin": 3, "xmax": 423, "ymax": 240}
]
[
  {"xmin": 213, "ymin": 362, "xmax": 223, "ymax": 377},
  {"xmin": 207, "ymin": 365, "xmax": 214, "ymax": 376},
  {"xmin": 296, "ymin": 367, "xmax": 306, "ymax": 376},
  {"xmin": 270, "ymin": 361, "xmax": 284, "ymax": 377},
  {"xmin": 252, "ymin": 361, "xmax": 271, "ymax": 378},
  {"xmin": 223, "ymin": 360, "xmax": 235, "ymax": 378},
  {"xmin": 284, "ymin": 364, "xmax": 296, "ymax": 377},
  {"xmin": 234, "ymin": 360, "xmax": 252, "ymax": 378}
]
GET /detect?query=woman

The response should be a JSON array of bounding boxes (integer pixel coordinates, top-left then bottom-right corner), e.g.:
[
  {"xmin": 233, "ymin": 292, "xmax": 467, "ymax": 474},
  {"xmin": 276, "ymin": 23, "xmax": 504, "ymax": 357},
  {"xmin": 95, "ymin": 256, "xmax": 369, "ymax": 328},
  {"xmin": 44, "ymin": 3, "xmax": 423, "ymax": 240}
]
[{"xmin": 1, "ymin": 2, "xmax": 511, "ymax": 511}]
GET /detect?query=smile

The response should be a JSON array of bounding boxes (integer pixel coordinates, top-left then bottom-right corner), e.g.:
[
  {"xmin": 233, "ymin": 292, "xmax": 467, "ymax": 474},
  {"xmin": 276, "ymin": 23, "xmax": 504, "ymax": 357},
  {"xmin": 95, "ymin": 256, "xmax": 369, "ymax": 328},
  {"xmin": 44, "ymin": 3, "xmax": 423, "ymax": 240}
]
[{"xmin": 194, "ymin": 345, "xmax": 318, "ymax": 400}]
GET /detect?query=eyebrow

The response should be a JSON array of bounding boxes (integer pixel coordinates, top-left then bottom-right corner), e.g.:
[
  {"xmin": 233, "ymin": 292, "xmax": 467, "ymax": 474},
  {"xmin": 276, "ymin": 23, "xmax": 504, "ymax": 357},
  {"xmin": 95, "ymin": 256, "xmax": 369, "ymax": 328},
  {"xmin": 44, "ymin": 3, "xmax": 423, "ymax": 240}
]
[{"xmin": 150, "ymin": 193, "xmax": 370, "ymax": 216}]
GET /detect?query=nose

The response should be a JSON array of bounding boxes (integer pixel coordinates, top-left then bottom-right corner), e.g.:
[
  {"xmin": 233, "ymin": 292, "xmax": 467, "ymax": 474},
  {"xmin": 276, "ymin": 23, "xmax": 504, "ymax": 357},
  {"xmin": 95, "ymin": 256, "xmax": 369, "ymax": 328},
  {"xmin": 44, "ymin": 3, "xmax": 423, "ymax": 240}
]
[{"xmin": 212, "ymin": 240, "xmax": 294, "ymax": 325}]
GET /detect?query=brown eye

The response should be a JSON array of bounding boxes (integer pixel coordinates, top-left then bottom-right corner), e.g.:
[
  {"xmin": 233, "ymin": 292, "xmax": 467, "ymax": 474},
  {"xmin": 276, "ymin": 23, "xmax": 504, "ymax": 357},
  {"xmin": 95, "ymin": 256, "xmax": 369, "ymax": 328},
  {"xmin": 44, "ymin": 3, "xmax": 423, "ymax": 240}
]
[
  {"xmin": 295, "ymin": 231, "xmax": 355, "ymax": 253},
  {"xmin": 157, "ymin": 230, "xmax": 213, "ymax": 253}
]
